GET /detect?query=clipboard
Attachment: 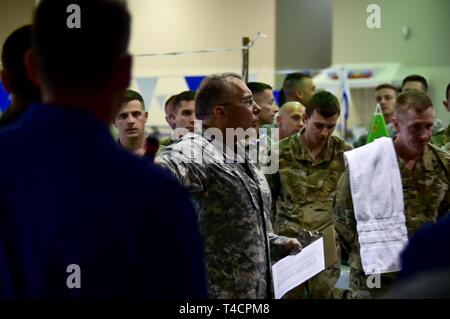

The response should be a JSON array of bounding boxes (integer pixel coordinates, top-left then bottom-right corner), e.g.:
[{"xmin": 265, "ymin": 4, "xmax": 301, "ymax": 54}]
[{"xmin": 297, "ymin": 224, "xmax": 338, "ymax": 268}]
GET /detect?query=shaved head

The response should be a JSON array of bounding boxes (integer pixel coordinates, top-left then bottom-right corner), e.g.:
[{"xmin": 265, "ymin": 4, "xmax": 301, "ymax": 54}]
[{"xmin": 278, "ymin": 101, "xmax": 305, "ymax": 117}]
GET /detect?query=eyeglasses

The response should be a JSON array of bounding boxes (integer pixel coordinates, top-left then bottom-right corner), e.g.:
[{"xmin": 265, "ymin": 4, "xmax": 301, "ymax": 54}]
[{"xmin": 219, "ymin": 97, "xmax": 256, "ymax": 109}]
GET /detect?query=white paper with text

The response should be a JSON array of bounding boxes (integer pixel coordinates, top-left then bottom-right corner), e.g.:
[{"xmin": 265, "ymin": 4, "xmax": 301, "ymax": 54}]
[{"xmin": 272, "ymin": 237, "xmax": 325, "ymax": 299}]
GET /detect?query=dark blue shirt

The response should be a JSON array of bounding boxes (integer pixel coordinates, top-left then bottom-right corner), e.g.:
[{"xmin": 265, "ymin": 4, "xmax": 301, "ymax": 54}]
[
  {"xmin": 0, "ymin": 104, "xmax": 207, "ymax": 299},
  {"xmin": 400, "ymin": 214, "xmax": 450, "ymax": 280}
]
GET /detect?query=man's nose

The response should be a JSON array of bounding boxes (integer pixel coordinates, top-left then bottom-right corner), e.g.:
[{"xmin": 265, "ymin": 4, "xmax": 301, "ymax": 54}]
[
  {"xmin": 253, "ymin": 102, "xmax": 261, "ymax": 115},
  {"xmin": 320, "ymin": 128, "xmax": 330, "ymax": 138},
  {"xmin": 126, "ymin": 116, "xmax": 136, "ymax": 124},
  {"xmin": 419, "ymin": 128, "xmax": 432, "ymax": 141}
]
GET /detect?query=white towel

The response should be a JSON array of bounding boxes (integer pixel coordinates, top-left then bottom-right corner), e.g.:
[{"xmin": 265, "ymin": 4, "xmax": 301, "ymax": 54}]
[{"xmin": 344, "ymin": 137, "xmax": 408, "ymax": 275}]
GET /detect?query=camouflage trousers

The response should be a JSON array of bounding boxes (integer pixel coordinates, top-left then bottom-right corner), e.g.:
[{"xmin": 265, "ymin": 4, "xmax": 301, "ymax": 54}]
[{"xmin": 347, "ymin": 269, "xmax": 396, "ymax": 299}]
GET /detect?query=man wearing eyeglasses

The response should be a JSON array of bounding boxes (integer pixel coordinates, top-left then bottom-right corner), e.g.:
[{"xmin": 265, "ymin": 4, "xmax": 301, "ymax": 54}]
[
  {"xmin": 333, "ymin": 90, "xmax": 450, "ymax": 298},
  {"xmin": 156, "ymin": 72, "xmax": 301, "ymax": 299}
]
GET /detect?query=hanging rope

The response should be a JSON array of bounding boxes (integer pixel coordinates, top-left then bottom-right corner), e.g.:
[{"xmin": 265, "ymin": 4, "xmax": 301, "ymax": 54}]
[{"xmin": 134, "ymin": 32, "xmax": 267, "ymax": 58}]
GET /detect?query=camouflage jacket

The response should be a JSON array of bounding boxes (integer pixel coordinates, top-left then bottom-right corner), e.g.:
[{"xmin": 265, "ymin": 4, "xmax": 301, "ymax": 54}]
[
  {"xmin": 267, "ymin": 129, "xmax": 353, "ymax": 237},
  {"xmin": 332, "ymin": 142, "xmax": 450, "ymax": 297},
  {"xmin": 155, "ymin": 132, "xmax": 292, "ymax": 299},
  {"xmin": 156, "ymin": 137, "xmax": 175, "ymax": 156},
  {"xmin": 431, "ymin": 123, "xmax": 450, "ymax": 148}
]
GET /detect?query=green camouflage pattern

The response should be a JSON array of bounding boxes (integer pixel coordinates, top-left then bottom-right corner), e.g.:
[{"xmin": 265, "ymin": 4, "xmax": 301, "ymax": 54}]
[
  {"xmin": 332, "ymin": 142, "xmax": 450, "ymax": 298},
  {"xmin": 268, "ymin": 129, "xmax": 353, "ymax": 235},
  {"xmin": 266, "ymin": 129, "xmax": 352, "ymax": 298},
  {"xmin": 431, "ymin": 123, "xmax": 450, "ymax": 148}
]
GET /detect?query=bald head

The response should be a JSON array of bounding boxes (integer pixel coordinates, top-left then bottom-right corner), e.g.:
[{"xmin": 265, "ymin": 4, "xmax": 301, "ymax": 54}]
[
  {"xmin": 278, "ymin": 101, "xmax": 304, "ymax": 117},
  {"xmin": 276, "ymin": 101, "xmax": 306, "ymax": 140}
]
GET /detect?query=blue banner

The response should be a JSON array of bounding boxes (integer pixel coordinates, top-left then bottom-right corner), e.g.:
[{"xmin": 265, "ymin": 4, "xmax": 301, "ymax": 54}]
[{"xmin": 184, "ymin": 76, "xmax": 205, "ymax": 91}]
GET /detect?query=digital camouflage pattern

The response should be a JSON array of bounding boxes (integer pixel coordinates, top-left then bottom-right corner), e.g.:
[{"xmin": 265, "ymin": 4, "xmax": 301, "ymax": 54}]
[
  {"xmin": 156, "ymin": 132, "xmax": 293, "ymax": 299},
  {"xmin": 266, "ymin": 129, "xmax": 353, "ymax": 298},
  {"xmin": 332, "ymin": 142, "xmax": 450, "ymax": 298},
  {"xmin": 156, "ymin": 137, "xmax": 174, "ymax": 156}
]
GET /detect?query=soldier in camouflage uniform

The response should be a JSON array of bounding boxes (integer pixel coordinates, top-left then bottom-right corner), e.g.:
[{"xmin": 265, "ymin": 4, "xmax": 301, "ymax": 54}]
[
  {"xmin": 267, "ymin": 91, "xmax": 353, "ymax": 299},
  {"xmin": 156, "ymin": 73, "xmax": 301, "ymax": 299},
  {"xmin": 402, "ymin": 75, "xmax": 447, "ymax": 147},
  {"xmin": 333, "ymin": 90, "xmax": 450, "ymax": 299},
  {"xmin": 157, "ymin": 91, "xmax": 196, "ymax": 155},
  {"xmin": 354, "ymin": 83, "xmax": 446, "ymax": 148},
  {"xmin": 353, "ymin": 84, "xmax": 398, "ymax": 148},
  {"xmin": 431, "ymin": 82, "xmax": 450, "ymax": 148},
  {"xmin": 159, "ymin": 94, "xmax": 177, "ymax": 148},
  {"xmin": 432, "ymin": 124, "xmax": 450, "ymax": 148}
]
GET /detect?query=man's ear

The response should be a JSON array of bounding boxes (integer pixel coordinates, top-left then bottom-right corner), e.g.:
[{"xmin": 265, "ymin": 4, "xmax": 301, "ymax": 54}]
[
  {"xmin": 167, "ymin": 112, "xmax": 176, "ymax": 122},
  {"xmin": 164, "ymin": 114, "xmax": 172, "ymax": 126},
  {"xmin": 1, "ymin": 70, "xmax": 12, "ymax": 93},
  {"xmin": 295, "ymin": 88, "xmax": 303, "ymax": 101},
  {"xmin": 302, "ymin": 112, "xmax": 309, "ymax": 125},
  {"xmin": 392, "ymin": 115, "xmax": 401, "ymax": 133},
  {"xmin": 212, "ymin": 105, "xmax": 227, "ymax": 120},
  {"xmin": 24, "ymin": 49, "xmax": 41, "ymax": 87},
  {"xmin": 443, "ymin": 100, "xmax": 449, "ymax": 112},
  {"xmin": 276, "ymin": 115, "xmax": 281, "ymax": 127},
  {"xmin": 144, "ymin": 111, "xmax": 148, "ymax": 122}
]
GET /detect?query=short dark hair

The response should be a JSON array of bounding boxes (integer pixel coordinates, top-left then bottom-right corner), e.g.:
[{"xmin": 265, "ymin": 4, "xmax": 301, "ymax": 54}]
[
  {"xmin": 173, "ymin": 90, "xmax": 195, "ymax": 113},
  {"xmin": 195, "ymin": 73, "xmax": 242, "ymax": 120},
  {"xmin": 164, "ymin": 94, "xmax": 178, "ymax": 113},
  {"xmin": 445, "ymin": 82, "xmax": 450, "ymax": 100},
  {"xmin": 246, "ymin": 82, "xmax": 272, "ymax": 95},
  {"xmin": 282, "ymin": 72, "xmax": 311, "ymax": 95},
  {"xmin": 402, "ymin": 75, "xmax": 428, "ymax": 92},
  {"xmin": 395, "ymin": 90, "xmax": 433, "ymax": 117},
  {"xmin": 122, "ymin": 89, "xmax": 145, "ymax": 110},
  {"xmin": 375, "ymin": 83, "xmax": 399, "ymax": 93},
  {"xmin": 32, "ymin": 0, "xmax": 131, "ymax": 91},
  {"xmin": 278, "ymin": 88, "xmax": 286, "ymax": 106},
  {"xmin": 1, "ymin": 25, "xmax": 41, "ymax": 103},
  {"xmin": 306, "ymin": 91, "xmax": 340, "ymax": 118}
]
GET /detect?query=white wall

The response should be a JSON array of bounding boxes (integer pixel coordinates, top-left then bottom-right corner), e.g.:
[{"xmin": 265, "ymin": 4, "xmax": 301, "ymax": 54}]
[
  {"xmin": 332, "ymin": 0, "xmax": 450, "ymax": 126},
  {"xmin": 0, "ymin": 0, "xmax": 35, "ymax": 62},
  {"xmin": 127, "ymin": 0, "xmax": 276, "ymax": 126},
  {"xmin": 275, "ymin": 0, "xmax": 332, "ymax": 86}
]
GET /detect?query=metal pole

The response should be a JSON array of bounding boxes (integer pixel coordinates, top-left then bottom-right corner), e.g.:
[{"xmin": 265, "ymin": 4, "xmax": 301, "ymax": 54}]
[{"xmin": 242, "ymin": 37, "xmax": 250, "ymax": 82}]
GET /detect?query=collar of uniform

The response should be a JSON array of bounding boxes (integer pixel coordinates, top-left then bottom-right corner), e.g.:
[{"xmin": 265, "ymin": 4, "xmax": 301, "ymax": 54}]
[
  {"xmin": 397, "ymin": 144, "xmax": 435, "ymax": 172},
  {"xmin": 294, "ymin": 127, "xmax": 335, "ymax": 165}
]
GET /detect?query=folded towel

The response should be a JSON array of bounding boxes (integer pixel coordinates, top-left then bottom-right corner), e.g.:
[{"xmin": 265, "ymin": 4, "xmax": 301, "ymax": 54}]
[{"xmin": 344, "ymin": 137, "xmax": 408, "ymax": 275}]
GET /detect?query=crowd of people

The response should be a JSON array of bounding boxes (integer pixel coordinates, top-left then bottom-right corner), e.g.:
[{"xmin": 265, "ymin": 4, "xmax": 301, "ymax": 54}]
[{"xmin": 0, "ymin": 0, "xmax": 449, "ymax": 299}]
